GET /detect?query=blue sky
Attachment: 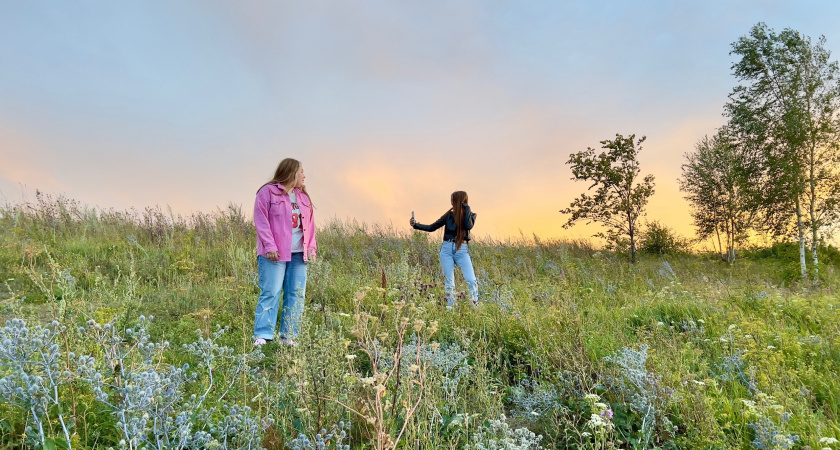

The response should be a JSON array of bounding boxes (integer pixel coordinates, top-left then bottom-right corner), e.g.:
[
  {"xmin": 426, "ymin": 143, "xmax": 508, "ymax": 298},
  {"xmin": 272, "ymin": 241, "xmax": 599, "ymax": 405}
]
[{"xmin": 2, "ymin": 1, "xmax": 839, "ymax": 240}]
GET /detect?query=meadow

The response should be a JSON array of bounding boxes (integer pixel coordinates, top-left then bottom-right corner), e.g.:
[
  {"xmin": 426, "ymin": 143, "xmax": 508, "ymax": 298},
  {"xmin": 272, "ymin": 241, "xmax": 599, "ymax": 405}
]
[{"xmin": 1, "ymin": 193, "xmax": 839, "ymax": 449}]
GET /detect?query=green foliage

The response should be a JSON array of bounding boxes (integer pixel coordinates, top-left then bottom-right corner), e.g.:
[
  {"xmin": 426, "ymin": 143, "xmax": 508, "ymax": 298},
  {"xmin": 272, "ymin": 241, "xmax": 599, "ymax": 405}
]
[
  {"xmin": 560, "ymin": 133, "xmax": 656, "ymax": 263},
  {"xmin": 2, "ymin": 195, "xmax": 840, "ymax": 449},
  {"xmin": 680, "ymin": 129, "xmax": 761, "ymax": 262},
  {"xmin": 639, "ymin": 221, "xmax": 690, "ymax": 256},
  {"xmin": 725, "ymin": 22, "xmax": 840, "ymax": 281}
]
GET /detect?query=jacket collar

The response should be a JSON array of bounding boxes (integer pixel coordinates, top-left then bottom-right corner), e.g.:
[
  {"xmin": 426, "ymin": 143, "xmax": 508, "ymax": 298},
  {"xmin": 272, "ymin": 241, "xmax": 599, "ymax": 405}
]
[{"xmin": 267, "ymin": 183, "xmax": 292, "ymax": 195}]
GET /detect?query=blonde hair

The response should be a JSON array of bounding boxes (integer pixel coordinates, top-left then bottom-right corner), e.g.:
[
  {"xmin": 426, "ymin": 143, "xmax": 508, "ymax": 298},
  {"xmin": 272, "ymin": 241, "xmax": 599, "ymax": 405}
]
[{"xmin": 259, "ymin": 158, "xmax": 312, "ymax": 203}]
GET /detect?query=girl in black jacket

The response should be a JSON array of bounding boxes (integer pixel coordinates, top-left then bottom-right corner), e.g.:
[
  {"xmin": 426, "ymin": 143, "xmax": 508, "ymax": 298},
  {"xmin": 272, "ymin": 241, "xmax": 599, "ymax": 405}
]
[{"xmin": 410, "ymin": 191, "xmax": 478, "ymax": 308}]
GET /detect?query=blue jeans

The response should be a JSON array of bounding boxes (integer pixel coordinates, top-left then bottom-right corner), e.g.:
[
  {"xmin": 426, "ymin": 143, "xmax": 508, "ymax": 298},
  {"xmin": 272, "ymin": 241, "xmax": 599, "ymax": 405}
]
[
  {"xmin": 253, "ymin": 253, "xmax": 308, "ymax": 340},
  {"xmin": 439, "ymin": 241, "xmax": 478, "ymax": 307}
]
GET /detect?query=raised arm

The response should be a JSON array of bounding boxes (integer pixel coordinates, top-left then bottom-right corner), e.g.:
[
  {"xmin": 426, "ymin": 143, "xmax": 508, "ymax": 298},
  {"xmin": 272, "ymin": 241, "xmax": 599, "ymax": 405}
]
[
  {"xmin": 463, "ymin": 203, "xmax": 477, "ymax": 230},
  {"xmin": 413, "ymin": 213, "xmax": 447, "ymax": 232}
]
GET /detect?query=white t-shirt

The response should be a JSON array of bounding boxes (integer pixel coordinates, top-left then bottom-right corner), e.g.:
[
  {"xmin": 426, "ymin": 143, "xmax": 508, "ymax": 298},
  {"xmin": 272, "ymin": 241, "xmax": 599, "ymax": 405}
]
[{"xmin": 289, "ymin": 190, "xmax": 305, "ymax": 253}]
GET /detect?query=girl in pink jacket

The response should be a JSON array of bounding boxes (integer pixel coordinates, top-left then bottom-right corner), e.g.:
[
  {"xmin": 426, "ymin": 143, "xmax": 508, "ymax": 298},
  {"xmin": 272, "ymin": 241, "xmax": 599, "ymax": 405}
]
[{"xmin": 252, "ymin": 158, "xmax": 317, "ymax": 347}]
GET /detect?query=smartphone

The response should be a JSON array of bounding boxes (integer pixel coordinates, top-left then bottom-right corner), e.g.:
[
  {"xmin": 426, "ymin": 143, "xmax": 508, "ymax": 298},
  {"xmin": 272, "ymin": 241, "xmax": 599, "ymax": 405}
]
[{"xmin": 411, "ymin": 211, "xmax": 415, "ymax": 220}]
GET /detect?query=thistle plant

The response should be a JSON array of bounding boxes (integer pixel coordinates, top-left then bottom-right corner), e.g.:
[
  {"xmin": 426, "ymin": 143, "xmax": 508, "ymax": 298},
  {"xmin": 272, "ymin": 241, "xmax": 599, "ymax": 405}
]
[
  {"xmin": 508, "ymin": 378, "xmax": 559, "ymax": 421},
  {"xmin": 73, "ymin": 316, "xmax": 270, "ymax": 449},
  {"xmin": 0, "ymin": 318, "xmax": 73, "ymax": 448},
  {"xmin": 742, "ymin": 392, "xmax": 799, "ymax": 450},
  {"xmin": 398, "ymin": 337, "xmax": 470, "ymax": 404},
  {"xmin": 603, "ymin": 344, "xmax": 675, "ymax": 448},
  {"xmin": 287, "ymin": 420, "xmax": 351, "ymax": 449},
  {"xmin": 467, "ymin": 414, "xmax": 544, "ymax": 450}
]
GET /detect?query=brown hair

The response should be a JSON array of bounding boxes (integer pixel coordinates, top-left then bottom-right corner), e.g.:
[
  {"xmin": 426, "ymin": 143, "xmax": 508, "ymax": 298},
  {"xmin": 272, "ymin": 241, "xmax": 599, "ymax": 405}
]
[
  {"xmin": 259, "ymin": 158, "xmax": 311, "ymax": 203},
  {"xmin": 451, "ymin": 191, "xmax": 468, "ymax": 249}
]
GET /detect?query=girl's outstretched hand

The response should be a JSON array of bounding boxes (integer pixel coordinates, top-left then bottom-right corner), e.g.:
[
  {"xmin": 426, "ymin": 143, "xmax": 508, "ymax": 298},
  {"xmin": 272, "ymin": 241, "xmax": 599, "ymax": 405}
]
[{"xmin": 409, "ymin": 217, "xmax": 416, "ymax": 227}]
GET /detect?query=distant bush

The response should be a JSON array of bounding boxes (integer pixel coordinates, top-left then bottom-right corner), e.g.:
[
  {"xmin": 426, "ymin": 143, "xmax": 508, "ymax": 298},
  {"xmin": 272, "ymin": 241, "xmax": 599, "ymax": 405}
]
[
  {"xmin": 639, "ymin": 221, "xmax": 690, "ymax": 255},
  {"xmin": 742, "ymin": 241, "xmax": 840, "ymax": 284}
]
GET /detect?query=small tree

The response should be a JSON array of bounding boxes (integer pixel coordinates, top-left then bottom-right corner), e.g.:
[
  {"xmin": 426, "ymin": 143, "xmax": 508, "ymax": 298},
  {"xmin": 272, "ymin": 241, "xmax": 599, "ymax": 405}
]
[
  {"xmin": 679, "ymin": 129, "xmax": 761, "ymax": 262},
  {"xmin": 560, "ymin": 133, "xmax": 656, "ymax": 263}
]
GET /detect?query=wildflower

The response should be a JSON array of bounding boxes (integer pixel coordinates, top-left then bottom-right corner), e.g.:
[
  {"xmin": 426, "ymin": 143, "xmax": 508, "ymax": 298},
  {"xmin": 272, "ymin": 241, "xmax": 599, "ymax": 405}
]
[
  {"xmin": 767, "ymin": 345, "xmax": 776, "ymax": 350},
  {"xmin": 697, "ymin": 319, "xmax": 705, "ymax": 324},
  {"xmin": 587, "ymin": 413, "xmax": 608, "ymax": 429},
  {"xmin": 584, "ymin": 393, "xmax": 600, "ymax": 401},
  {"xmin": 744, "ymin": 334, "xmax": 752, "ymax": 339},
  {"xmin": 345, "ymin": 355, "xmax": 356, "ymax": 361},
  {"xmin": 819, "ymin": 437, "xmax": 839, "ymax": 445},
  {"xmin": 657, "ymin": 322, "xmax": 665, "ymax": 326},
  {"xmin": 728, "ymin": 324, "xmax": 737, "ymax": 330},
  {"xmin": 427, "ymin": 321, "xmax": 439, "ymax": 335}
]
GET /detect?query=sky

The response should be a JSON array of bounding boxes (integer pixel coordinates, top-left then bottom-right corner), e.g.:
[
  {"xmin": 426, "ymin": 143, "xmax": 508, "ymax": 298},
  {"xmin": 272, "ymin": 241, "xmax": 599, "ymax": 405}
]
[{"xmin": 2, "ymin": 1, "xmax": 839, "ymax": 242}]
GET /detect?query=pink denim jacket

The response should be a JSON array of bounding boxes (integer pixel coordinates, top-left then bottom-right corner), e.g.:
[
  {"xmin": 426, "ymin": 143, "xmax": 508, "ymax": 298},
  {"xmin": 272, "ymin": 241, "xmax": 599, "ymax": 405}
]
[{"xmin": 254, "ymin": 183, "xmax": 317, "ymax": 262}]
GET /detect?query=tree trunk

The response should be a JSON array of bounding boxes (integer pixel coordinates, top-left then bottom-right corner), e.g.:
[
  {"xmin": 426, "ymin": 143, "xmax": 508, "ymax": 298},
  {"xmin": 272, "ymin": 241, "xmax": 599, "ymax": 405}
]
[
  {"xmin": 795, "ymin": 196, "xmax": 808, "ymax": 281},
  {"xmin": 629, "ymin": 223, "xmax": 636, "ymax": 264},
  {"xmin": 808, "ymin": 143, "xmax": 820, "ymax": 284},
  {"xmin": 726, "ymin": 219, "xmax": 736, "ymax": 264}
]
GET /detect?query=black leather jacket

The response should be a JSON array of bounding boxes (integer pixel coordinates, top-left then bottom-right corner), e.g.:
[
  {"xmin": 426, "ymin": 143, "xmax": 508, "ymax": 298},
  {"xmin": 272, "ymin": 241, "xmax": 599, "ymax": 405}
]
[{"xmin": 413, "ymin": 204, "xmax": 477, "ymax": 242}]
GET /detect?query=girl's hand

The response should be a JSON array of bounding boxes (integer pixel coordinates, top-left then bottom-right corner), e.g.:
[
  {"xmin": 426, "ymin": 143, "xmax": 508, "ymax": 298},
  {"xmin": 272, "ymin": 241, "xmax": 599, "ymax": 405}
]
[
  {"xmin": 266, "ymin": 251, "xmax": 279, "ymax": 262},
  {"xmin": 308, "ymin": 250, "xmax": 317, "ymax": 263},
  {"xmin": 409, "ymin": 217, "xmax": 416, "ymax": 227}
]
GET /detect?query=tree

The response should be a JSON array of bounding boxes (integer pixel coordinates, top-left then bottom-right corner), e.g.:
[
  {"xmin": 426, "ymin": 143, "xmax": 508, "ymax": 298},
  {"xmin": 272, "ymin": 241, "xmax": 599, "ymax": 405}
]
[
  {"xmin": 560, "ymin": 133, "xmax": 655, "ymax": 263},
  {"xmin": 725, "ymin": 22, "xmax": 840, "ymax": 282},
  {"xmin": 679, "ymin": 129, "xmax": 761, "ymax": 262}
]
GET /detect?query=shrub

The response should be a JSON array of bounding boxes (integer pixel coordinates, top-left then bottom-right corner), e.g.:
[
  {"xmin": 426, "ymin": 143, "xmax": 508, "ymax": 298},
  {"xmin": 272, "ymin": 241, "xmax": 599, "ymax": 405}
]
[{"xmin": 639, "ymin": 221, "xmax": 689, "ymax": 255}]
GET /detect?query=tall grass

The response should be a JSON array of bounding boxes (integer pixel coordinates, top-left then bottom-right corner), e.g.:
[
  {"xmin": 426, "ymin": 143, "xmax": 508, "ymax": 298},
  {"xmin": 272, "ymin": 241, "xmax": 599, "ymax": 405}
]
[{"xmin": 1, "ymin": 193, "xmax": 839, "ymax": 449}]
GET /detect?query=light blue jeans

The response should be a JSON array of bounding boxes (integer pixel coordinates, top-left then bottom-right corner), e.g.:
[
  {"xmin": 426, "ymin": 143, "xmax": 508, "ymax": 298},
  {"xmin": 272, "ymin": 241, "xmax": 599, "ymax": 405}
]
[
  {"xmin": 253, "ymin": 253, "xmax": 308, "ymax": 340},
  {"xmin": 440, "ymin": 241, "xmax": 478, "ymax": 307}
]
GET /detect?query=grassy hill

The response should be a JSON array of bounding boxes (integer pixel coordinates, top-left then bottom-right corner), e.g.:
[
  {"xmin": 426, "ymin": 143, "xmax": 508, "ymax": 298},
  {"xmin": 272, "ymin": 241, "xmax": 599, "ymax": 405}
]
[{"xmin": 1, "ymin": 194, "xmax": 839, "ymax": 449}]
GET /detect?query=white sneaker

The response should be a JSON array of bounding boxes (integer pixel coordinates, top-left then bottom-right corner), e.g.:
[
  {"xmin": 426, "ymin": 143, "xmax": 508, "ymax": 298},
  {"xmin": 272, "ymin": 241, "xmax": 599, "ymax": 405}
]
[{"xmin": 254, "ymin": 338, "xmax": 268, "ymax": 346}]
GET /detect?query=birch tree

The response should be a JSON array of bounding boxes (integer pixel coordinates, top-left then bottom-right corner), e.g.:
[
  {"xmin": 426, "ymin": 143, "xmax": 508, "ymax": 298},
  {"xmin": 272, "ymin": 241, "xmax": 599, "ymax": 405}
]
[
  {"xmin": 725, "ymin": 22, "xmax": 840, "ymax": 282},
  {"xmin": 679, "ymin": 129, "xmax": 761, "ymax": 262}
]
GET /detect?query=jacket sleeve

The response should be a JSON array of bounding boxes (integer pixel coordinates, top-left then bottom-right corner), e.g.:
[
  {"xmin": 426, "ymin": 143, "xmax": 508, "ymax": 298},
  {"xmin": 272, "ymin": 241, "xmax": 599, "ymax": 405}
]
[
  {"xmin": 254, "ymin": 187, "xmax": 277, "ymax": 253},
  {"xmin": 413, "ymin": 213, "xmax": 447, "ymax": 232},
  {"xmin": 463, "ymin": 204, "xmax": 477, "ymax": 230},
  {"xmin": 308, "ymin": 207, "xmax": 317, "ymax": 256}
]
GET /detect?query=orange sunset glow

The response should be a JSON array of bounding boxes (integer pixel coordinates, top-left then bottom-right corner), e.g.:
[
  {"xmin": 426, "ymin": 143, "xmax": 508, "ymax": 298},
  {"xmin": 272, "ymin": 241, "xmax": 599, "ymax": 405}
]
[{"xmin": 2, "ymin": 2, "xmax": 838, "ymax": 245}]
